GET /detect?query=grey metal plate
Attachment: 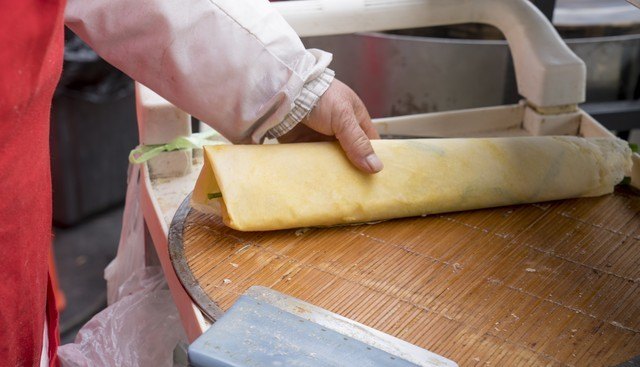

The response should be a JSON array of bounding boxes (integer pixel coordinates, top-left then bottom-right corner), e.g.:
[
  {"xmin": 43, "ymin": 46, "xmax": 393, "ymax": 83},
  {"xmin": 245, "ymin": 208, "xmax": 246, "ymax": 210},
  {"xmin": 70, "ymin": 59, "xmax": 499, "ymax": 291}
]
[{"xmin": 189, "ymin": 293, "xmax": 420, "ymax": 367}]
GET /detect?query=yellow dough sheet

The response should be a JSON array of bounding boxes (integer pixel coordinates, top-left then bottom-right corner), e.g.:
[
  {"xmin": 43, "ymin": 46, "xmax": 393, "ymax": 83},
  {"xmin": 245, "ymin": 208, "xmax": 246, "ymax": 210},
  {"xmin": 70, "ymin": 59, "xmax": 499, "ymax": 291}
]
[{"xmin": 191, "ymin": 136, "xmax": 632, "ymax": 231}]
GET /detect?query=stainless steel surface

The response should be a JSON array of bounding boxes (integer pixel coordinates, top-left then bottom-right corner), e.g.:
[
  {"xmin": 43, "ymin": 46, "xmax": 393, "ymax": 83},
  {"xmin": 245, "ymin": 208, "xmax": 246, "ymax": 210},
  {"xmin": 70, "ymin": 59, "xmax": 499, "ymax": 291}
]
[
  {"xmin": 306, "ymin": 33, "xmax": 512, "ymax": 117},
  {"xmin": 569, "ymin": 34, "xmax": 640, "ymax": 101},
  {"xmin": 304, "ymin": 32, "xmax": 640, "ymax": 117},
  {"xmin": 582, "ymin": 100, "xmax": 640, "ymax": 131},
  {"xmin": 554, "ymin": 0, "xmax": 640, "ymax": 27}
]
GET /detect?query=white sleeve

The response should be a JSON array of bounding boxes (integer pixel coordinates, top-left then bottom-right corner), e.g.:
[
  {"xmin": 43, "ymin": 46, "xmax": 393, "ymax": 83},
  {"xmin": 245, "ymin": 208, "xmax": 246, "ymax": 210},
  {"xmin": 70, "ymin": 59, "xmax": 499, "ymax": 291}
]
[{"xmin": 64, "ymin": 0, "xmax": 334, "ymax": 143}]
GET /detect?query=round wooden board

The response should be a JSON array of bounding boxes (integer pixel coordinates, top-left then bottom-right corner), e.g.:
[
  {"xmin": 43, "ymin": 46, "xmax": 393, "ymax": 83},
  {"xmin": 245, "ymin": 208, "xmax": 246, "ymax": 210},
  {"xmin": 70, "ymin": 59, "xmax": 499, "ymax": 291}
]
[{"xmin": 169, "ymin": 188, "xmax": 640, "ymax": 366}]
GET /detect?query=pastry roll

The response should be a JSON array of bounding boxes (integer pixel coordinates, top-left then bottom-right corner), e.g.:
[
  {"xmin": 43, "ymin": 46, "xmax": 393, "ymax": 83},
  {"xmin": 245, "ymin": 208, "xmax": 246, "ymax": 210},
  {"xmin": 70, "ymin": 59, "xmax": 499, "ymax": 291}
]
[{"xmin": 191, "ymin": 137, "xmax": 632, "ymax": 231}]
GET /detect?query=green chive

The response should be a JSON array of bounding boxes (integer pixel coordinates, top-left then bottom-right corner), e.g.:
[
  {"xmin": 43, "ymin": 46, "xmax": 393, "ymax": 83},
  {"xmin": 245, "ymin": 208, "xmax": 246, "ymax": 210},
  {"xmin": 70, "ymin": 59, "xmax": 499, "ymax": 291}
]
[
  {"xmin": 207, "ymin": 192, "xmax": 222, "ymax": 200},
  {"xmin": 621, "ymin": 177, "xmax": 631, "ymax": 185},
  {"xmin": 630, "ymin": 143, "xmax": 638, "ymax": 153}
]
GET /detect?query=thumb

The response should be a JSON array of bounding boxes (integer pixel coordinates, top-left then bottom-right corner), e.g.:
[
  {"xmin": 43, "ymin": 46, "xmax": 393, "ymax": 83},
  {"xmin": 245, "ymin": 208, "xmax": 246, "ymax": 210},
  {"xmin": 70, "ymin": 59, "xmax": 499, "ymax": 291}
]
[{"xmin": 334, "ymin": 111, "xmax": 383, "ymax": 174}]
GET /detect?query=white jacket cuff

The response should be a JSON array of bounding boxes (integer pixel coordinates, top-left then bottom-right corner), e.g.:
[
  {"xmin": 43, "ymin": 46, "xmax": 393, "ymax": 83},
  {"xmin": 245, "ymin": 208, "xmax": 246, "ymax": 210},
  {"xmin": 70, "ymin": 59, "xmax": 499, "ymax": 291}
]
[{"xmin": 266, "ymin": 67, "xmax": 335, "ymax": 139}]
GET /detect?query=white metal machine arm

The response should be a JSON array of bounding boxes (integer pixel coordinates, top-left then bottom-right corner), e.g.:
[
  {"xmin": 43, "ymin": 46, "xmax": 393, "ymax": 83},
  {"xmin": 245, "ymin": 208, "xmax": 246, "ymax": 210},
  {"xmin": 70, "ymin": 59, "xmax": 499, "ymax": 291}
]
[{"xmin": 272, "ymin": 0, "xmax": 586, "ymax": 109}]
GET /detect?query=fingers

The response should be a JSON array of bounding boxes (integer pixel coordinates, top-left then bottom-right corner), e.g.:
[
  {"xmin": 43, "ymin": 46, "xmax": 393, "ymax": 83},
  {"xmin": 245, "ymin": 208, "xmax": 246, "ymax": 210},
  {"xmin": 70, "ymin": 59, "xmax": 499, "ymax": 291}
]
[
  {"xmin": 333, "ymin": 105, "xmax": 383, "ymax": 174},
  {"xmin": 360, "ymin": 119, "xmax": 380, "ymax": 140},
  {"xmin": 290, "ymin": 78, "xmax": 383, "ymax": 174},
  {"xmin": 353, "ymin": 99, "xmax": 380, "ymax": 140}
]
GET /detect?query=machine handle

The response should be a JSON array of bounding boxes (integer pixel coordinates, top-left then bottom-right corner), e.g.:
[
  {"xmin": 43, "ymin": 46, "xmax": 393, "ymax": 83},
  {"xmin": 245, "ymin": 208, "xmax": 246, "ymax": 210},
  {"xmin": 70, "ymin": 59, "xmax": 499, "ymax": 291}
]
[{"xmin": 272, "ymin": 0, "xmax": 586, "ymax": 108}]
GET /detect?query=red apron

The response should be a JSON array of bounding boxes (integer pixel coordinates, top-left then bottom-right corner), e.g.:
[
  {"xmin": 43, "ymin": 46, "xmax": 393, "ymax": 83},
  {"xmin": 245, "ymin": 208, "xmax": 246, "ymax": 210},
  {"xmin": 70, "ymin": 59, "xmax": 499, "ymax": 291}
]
[{"xmin": 0, "ymin": 0, "xmax": 65, "ymax": 366}]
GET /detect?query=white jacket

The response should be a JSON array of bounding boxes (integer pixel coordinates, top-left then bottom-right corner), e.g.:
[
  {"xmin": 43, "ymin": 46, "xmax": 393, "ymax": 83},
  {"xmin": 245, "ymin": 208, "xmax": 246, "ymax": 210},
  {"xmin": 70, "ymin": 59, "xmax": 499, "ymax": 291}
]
[{"xmin": 65, "ymin": 0, "xmax": 334, "ymax": 144}]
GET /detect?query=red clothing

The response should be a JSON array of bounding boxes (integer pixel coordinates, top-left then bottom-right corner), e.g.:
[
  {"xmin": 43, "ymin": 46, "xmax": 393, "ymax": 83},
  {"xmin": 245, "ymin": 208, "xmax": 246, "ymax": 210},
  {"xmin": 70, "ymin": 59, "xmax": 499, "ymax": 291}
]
[{"xmin": 0, "ymin": 0, "xmax": 65, "ymax": 366}]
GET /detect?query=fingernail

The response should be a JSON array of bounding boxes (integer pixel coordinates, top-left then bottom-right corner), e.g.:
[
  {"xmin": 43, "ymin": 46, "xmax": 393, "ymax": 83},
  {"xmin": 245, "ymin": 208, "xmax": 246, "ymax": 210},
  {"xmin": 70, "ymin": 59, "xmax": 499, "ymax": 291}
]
[{"xmin": 365, "ymin": 154, "xmax": 383, "ymax": 173}]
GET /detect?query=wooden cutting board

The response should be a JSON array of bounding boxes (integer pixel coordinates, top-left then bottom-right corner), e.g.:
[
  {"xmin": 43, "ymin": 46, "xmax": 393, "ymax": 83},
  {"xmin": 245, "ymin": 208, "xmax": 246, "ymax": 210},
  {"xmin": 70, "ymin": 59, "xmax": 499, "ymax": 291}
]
[{"xmin": 169, "ymin": 187, "xmax": 640, "ymax": 366}]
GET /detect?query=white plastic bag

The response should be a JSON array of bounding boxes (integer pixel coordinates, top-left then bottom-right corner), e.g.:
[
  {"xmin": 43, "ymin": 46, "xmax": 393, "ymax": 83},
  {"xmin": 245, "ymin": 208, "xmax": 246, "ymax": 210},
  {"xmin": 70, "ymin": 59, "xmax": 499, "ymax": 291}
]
[
  {"xmin": 104, "ymin": 164, "xmax": 146, "ymax": 305},
  {"xmin": 58, "ymin": 164, "xmax": 188, "ymax": 366},
  {"xmin": 58, "ymin": 267, "xmax": 188, "ymax": 367}
]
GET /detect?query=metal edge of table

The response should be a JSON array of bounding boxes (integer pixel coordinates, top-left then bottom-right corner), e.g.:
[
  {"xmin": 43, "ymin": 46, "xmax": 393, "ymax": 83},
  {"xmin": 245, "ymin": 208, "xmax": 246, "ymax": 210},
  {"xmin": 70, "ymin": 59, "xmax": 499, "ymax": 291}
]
[{"xmin": 168, "ymin": 193, "xmax": 225, "ymax": 322}]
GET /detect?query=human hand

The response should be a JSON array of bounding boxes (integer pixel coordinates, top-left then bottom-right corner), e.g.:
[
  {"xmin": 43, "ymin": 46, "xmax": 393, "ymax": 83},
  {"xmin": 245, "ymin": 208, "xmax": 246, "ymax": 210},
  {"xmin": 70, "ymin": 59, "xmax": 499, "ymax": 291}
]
[{"xmin": 278, "ymin": 79, "xmax": 383, "ymax": 174}]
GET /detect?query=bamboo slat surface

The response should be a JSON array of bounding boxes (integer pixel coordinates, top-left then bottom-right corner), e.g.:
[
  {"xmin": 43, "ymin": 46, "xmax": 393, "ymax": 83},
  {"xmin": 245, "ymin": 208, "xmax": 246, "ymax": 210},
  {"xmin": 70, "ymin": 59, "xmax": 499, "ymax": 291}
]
[{"xmin": 177, "ymin": 187, "xmax": 640, "ymax": 366}]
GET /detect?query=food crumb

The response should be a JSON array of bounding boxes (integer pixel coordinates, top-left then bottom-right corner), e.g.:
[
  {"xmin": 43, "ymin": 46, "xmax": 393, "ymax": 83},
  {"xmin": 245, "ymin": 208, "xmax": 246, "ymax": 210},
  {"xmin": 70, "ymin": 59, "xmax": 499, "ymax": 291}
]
[
  {"xmin": 525, "ymin": 268, "xmax": 537, "ymax": 273},
  {"xmin": 295, "ymin": 228, "xmax": 311, "ymax": 236},
  {"xmin": 223, "ymin": 278, "xmax": 232, "ymax": 284},
  {"xmin": 611, "ymin": 321, "xmax": 624, "ymax": 328},
  {"xmin": 230, "ymin": 263, "xmax": 239, "ymax": 268}
]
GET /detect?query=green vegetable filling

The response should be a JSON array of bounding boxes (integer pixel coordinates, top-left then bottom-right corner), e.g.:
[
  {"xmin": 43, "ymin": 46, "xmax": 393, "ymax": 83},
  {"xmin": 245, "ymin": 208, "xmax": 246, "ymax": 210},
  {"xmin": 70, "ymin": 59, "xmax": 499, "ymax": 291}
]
[{"xmin": 207, "ymin": 192, "xmax": 222, "ymax": 200}]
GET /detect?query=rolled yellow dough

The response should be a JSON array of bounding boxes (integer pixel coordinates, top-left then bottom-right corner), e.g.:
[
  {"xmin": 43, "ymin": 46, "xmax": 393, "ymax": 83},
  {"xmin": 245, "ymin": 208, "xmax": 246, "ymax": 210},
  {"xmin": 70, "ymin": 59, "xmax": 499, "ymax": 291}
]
[{"xmin": 191, "ymin": 137, "xmax": 632, "ymax": 231}]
